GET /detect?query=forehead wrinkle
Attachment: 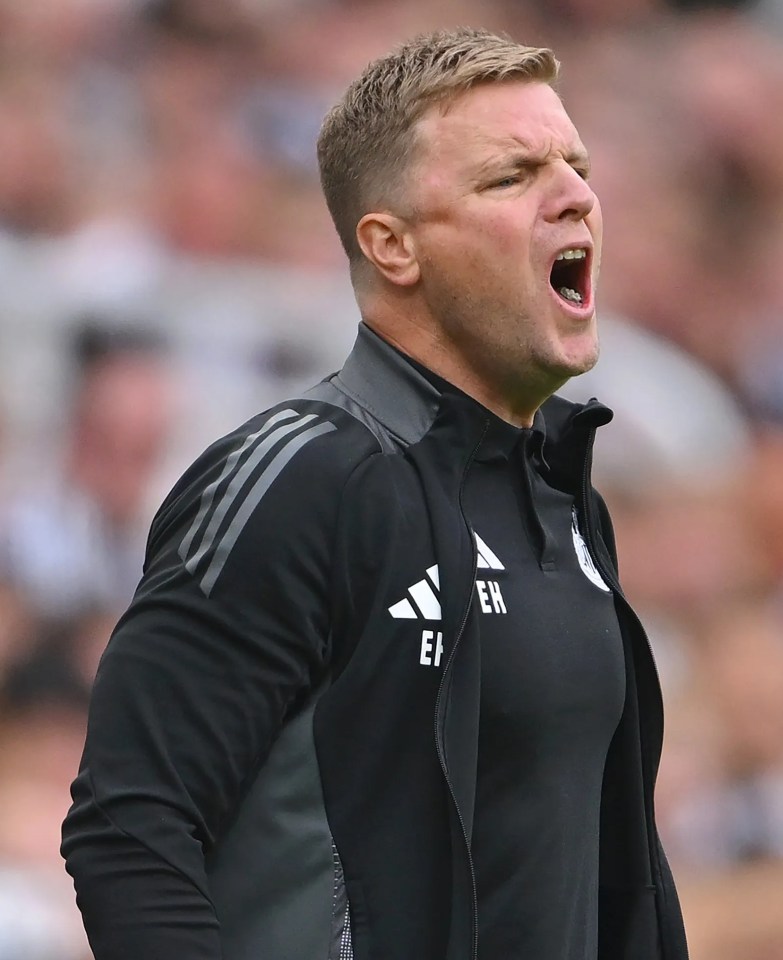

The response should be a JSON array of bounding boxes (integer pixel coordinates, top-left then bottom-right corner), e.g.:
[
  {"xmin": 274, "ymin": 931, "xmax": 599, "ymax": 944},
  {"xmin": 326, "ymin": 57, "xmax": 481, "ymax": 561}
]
[
  {"xmin": 508, "ymin": 131, "xmax": 590, "ymax": 162},
  {"xmin": 460, "ymin": 132, "xmax": 537, "ymax": 177},
  {"xmin": 473, "ymin": 134, "xmax": 590, "ymax": 173}
]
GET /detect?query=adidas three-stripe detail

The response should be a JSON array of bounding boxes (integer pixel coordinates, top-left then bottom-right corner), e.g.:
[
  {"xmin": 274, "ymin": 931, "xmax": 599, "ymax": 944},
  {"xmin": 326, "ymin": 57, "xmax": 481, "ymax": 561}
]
[{"xmin": 178, "ymin": 409, "xmax": 336, "ymax": 595}]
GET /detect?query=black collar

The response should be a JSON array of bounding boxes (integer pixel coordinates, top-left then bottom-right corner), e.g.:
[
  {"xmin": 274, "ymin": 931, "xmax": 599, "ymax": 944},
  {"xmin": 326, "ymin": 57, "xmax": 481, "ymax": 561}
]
[
  {"xmin": 336, "ymin": 323, "xmax": 612, "ymax": 464},
  {"xmin": 336, "ymin": 324, "xmax": 441, "ymax": 446}
]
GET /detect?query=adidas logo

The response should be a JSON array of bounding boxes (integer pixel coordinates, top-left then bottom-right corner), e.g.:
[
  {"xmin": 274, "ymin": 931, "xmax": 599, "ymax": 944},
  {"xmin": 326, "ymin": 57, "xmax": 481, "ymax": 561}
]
[
  {"xmin": 474, "ymin": 532, "xmax": 505, "ymax": 572},
  {"xmin": 389, "ymin": 564, "xmax": 441, "ymax": 620},
  {"xmin": 388, "ymin": 533, "xmax": 505, "ymax": 620}
]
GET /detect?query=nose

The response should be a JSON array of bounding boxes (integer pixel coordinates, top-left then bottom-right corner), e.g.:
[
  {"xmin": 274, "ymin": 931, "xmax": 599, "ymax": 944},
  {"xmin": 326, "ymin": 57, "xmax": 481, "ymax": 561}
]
[{"xmin": 544, "ymin": 160, "xmax": 597, "ymax": 223}]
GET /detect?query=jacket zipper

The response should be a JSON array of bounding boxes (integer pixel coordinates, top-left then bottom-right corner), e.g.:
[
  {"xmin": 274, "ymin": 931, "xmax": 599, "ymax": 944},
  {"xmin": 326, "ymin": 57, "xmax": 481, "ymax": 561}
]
[
  {"xmin": 433, "ymin": 421, "xmax": 488, "ymax": 960},
  {"xmin": 579, "ymin": 429, "xmax": 688, "ymax": 960}
]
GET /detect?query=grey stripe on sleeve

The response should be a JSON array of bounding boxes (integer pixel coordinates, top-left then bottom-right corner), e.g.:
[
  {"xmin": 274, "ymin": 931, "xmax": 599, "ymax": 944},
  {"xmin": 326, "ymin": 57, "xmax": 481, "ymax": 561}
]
[
  {"xmin": 183, "ymin": 413, "xmax": 318, "ymax": 578},
  {"xmin": 179, "ymin": 408, "xmax": 300, "ymax": 563},
  {"xmin": 199, "ymin": 419, "xmax": 337, "ymax": 595}
]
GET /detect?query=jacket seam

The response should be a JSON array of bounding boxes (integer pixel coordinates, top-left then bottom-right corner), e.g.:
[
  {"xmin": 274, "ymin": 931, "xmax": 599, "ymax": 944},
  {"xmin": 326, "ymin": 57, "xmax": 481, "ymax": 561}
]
[{"xmin": 332, "ymin": 374, "xmax": 411, "ymax": 447}]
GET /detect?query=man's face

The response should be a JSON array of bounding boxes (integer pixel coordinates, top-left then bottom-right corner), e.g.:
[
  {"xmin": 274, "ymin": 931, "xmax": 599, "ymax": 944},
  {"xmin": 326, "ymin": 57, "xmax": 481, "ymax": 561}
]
[{"xmin": 404, "ymin": 80, "xmax": 603, "ymax": 404}]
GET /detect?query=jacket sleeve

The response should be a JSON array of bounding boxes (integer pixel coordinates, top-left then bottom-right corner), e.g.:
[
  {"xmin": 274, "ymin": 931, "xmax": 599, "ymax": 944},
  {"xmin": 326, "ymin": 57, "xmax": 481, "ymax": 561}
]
[{"xmin": 61, "ymin": 412, "xmax": 363, "ymax": 960}]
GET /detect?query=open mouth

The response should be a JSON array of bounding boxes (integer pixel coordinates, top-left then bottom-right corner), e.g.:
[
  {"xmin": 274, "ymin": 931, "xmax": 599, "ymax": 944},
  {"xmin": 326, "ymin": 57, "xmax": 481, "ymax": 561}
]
[{"xmin": 549, "ymin": 247, "xmax": 590, "ymax": 307}]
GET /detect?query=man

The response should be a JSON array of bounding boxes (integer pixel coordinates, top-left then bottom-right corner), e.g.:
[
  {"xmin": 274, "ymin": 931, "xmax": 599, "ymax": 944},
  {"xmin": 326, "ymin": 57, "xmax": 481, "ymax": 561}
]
[
  {"xmin": 62, "ymin": 28, "xmax": 689, "ymax": 960},
  {"xmin": 0, "ymin": 322, "xmax": 173, "ymax": 622}
]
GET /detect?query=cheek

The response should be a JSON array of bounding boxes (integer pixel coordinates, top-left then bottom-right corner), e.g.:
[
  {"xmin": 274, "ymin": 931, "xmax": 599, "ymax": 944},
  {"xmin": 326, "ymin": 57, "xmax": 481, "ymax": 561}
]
[
  {"xmin": 587, "ymin": 201, "xmax": 603, "ymax": 249},
  {"xmin": 467, "ymin": 211, "xmax": 535, "ymax": 266},
  {"xmin": 416, "ymin": 206, "xmax": 535, "ymax": 279}
]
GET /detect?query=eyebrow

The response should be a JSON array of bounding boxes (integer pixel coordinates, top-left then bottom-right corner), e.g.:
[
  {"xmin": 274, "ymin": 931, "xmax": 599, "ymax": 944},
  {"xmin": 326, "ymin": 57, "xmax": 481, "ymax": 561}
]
[{"xmin": 477, "ymin": 147, "xmax": 592, "ymax": 179}]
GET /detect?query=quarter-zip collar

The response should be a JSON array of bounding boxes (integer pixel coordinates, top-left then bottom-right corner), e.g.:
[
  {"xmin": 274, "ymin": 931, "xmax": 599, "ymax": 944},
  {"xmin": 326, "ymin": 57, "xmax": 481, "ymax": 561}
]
[
  {"xmin": 540, "ymin": 394, "xmax": 614, "ymax": 492},
  {"xmin": 335, "ymin": 323, "xmax": 441, "ymax": 446},
  {"xmin": 336, "ymin": 324, "xmax": 613, "ymax": 466}
]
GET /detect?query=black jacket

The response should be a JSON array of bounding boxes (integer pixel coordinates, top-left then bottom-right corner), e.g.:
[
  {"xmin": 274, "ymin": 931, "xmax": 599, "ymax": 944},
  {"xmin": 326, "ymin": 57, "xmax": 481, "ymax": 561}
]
[{"xmin": 62, "ymin": 323, "xmax": 689, "ymax": 960}]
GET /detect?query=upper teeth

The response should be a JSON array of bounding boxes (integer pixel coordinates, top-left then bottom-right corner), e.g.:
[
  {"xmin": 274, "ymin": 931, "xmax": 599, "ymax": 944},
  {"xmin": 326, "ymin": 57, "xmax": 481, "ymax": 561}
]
[{"xmin": 556, "ymin": 248, "xmax": 587, "ymax": 260}]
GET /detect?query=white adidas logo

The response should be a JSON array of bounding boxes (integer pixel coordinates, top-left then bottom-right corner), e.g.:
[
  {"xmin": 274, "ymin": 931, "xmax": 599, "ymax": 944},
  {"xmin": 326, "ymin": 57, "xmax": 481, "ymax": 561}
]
[
  {"xmin": 388, "ymin": 533, "xmax": 505, "ymax": 620},
  {"xmin": 388, "ymin": 564, "xmax": 441, "ymax": 621},
  {"xmin": 474, "ymin": 533, "xmax": 505, "ymax": 572}
]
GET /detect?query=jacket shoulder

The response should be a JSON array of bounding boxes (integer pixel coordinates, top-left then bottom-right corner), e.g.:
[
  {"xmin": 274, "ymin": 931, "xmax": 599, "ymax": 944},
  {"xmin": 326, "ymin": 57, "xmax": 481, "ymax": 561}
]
[{"xmin": 146, "ymin": 399, "xmax": 382, "ymax": 579}]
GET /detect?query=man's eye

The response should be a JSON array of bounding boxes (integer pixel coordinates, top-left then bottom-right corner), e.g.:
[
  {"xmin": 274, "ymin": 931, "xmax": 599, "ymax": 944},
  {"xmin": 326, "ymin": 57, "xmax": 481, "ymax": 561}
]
[
  {"xmin": 574, "ymin": 167, "xmax": 590, "ymax": 181},
  {"xmin": 492, "ymin": 176, "xmax": 520, "ymax": 188}
]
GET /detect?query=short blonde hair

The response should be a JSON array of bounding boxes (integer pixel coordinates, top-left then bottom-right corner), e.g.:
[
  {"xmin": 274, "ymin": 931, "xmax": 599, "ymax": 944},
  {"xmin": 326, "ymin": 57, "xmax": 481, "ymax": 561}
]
[{"xmin": 317, "ymin": 28, "xmax": 559, "ymax": 264}]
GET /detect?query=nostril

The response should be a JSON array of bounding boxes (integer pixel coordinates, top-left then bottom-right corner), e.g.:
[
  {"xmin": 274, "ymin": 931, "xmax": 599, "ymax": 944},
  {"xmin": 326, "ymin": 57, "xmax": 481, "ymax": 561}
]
[{"xmin": 558, "ymin": 200, "xmax": 594, "ymax": 222}]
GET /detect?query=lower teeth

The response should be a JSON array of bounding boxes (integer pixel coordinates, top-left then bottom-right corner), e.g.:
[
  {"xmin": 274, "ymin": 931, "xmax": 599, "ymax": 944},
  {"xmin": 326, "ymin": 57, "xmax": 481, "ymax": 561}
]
[{"xmin": 559, "ymin": 287, "xmax": 582, "ymax": 304}]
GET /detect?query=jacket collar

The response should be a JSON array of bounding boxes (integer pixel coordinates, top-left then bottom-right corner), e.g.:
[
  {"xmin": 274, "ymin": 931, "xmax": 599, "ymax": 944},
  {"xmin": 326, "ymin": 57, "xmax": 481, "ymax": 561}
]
[
  {"xmin": 336, "ymin": 322, "xmax": 614, "ymax": 456},
  {"xmin": 335, "ymin": 323, "xmax": 441, "ymax": 446}
]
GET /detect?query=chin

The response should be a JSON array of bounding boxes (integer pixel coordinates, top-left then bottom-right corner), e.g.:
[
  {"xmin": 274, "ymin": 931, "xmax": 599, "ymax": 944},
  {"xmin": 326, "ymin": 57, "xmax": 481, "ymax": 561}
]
[
  {"xmin": 561, "ymin": 332, "xmax": 600, "ymax": 374},
  {"xmin": 574, "ymin": 349, "xmax": 600, "ymax": 375},
  {"xmin": 539, "ymin": 352, "xmax": 598, "ymax": 392}
]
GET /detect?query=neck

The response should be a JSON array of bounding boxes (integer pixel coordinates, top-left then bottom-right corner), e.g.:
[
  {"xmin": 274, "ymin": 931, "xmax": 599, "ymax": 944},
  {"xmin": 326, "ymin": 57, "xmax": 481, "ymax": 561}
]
[{"xmin": 362, "ymin": 317, "xmax": 557, "ymax": 429}]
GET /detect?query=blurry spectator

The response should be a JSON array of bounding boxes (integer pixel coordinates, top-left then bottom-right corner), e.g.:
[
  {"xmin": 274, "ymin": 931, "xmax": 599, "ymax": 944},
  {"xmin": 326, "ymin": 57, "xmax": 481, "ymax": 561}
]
[
  {"xmin": 744, "ymin": 430, "xmax": 783, "ymax": 585},
  {"xmin": 1, "ymin": 609, "xmax": 106, "ymax": 708},
  {"xmin": 0, "ymin": 582, "xmax": 35, "ymax": 681},
  {"xmin": 0, "ymin": 321, "xmax": 176, "ymax": 622},
  {"xmin": 607, "ymin": 483, "xmax": 770, "ymax": 618},
  {"xmin": 0, "ymin": 62, "xmax": 74, "ymax": 235},
  {"xmin": 660, "ymin": 598, "xmax": 783, "ymax": 867},
  {"xmin": 0, "ymin": 690, "xmax": 90, "ymax": 960}
]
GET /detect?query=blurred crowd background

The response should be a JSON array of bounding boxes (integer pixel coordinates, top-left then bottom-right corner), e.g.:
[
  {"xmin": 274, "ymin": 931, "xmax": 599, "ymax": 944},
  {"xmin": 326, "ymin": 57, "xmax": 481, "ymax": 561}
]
[{"xmin": 0, "ymin": 0, "xmax": 782, "ymax": 957}]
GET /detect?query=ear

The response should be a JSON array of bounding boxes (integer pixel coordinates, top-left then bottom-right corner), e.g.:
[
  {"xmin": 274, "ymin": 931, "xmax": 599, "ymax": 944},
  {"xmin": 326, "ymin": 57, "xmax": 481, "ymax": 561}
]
[{"xmin": 356, "ymin": 212, "xmax": 420, "ymax": 287}]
